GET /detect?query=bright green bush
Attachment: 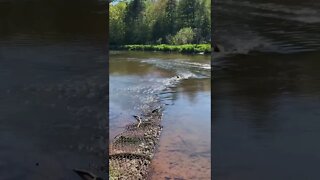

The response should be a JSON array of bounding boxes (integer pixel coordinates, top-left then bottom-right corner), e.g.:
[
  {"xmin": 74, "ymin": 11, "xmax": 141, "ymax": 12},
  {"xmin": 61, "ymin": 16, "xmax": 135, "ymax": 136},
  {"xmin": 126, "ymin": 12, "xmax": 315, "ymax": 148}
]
[
  {"xmin": 122, "ymin": 44, "xmax": 211, "ymax": 54},
  {"xmin": 171, "ymin": 27, "xmax": 195, "ymax": 45}
]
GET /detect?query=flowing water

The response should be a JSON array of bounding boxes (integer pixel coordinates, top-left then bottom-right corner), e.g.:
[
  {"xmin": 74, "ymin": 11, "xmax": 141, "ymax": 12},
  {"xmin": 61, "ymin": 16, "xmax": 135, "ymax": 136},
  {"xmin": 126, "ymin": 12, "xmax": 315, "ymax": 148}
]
[
  {"xmin": 213, "ymin": 0, "xmax": 320, "ymax": 179},
  {"xmin": 0, "ymin": 1, "xmax": 107, "ymax": 179},
  {"xmin": 109, "ymin": 51, "xmax": 211, "ymax": 179}
]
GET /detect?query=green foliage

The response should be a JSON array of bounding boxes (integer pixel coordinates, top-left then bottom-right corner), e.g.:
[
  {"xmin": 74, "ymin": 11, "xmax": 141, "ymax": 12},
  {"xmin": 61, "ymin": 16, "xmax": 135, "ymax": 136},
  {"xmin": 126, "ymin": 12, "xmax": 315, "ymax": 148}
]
[
  {"xmin": 194, "ymin": 0, "xmax": 211, "ymax": 43},
  {"xmin": 124, "ymin": 0, "xmax": 146, "ymax": 44},
  {"xmin": 177, "ymin": 0, "xmax": 198, "ymax": 29},
  {"xmin": 171, "ymin": 27, "xmax": 195, "ymax": 45},
  {"xmin": 109, "ymin": 2, "xmax": 127, "ymax": 44},
  {"xmin": 164, "ymin": 0, "xmax": 177, "ymax": 35},
  {"xmin": 109, "ymin": 0, "xmax": 210, "ymax": 45},
  {"xmin": 123, "ymin": 44, "xmax": 211, "ymax": 54}
]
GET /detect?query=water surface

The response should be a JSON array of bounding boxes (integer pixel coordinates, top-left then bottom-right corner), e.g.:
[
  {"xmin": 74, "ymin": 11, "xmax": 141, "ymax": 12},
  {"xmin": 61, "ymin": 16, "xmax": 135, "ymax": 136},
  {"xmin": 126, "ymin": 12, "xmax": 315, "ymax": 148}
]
[
  {"xmin": 213, "ymin": 0, "xmax": 320, "ymax": 179},
  {"xmin": 0, "ymin": 1, "xmax": 107, "ymax": 179},
  {"xmin": 109, "ymin": 51, "xmax": 211, "ymax": 179}
]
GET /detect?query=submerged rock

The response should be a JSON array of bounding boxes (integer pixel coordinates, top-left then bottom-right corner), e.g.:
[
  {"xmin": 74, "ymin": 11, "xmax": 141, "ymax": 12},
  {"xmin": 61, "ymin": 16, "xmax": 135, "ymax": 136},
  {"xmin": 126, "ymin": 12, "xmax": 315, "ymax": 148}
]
[{"xmin": 109, "ymin": 107, "xmax": 164, "ymax": 179}]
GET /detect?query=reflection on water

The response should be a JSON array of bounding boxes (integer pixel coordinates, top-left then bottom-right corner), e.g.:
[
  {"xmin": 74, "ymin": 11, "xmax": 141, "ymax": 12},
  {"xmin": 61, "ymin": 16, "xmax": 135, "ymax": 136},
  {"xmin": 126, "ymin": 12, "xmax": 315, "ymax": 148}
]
[
  {"xmin": 109, "ymin": 51, "xmax": 211, "ymax": 179},
  {"xmin": 214, "ymin": 0, "xmax": 320, "ymax": 179},
  {"xmin": 0, "ymin": 1, "xmax": 107, "ymax": 179}
]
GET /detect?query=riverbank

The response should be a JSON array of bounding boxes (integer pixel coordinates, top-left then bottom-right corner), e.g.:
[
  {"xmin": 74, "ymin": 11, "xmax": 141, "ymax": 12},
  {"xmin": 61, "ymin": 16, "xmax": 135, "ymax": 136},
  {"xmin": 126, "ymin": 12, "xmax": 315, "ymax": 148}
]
[{"xmin": 110, "ymin": 44, "xmax": 211, "ymax": 54}]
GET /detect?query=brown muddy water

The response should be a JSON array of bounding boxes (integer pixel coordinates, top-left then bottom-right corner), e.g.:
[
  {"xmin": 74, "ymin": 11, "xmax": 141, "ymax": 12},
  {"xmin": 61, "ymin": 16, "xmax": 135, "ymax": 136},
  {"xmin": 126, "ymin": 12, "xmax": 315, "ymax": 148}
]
[
  {"xmin": 109, "ymin": 51, "xmax": 211, "ymax": 179},
  {"xmin": 213, "ymin": 0, "xmax": 320, "ymax": 179}
]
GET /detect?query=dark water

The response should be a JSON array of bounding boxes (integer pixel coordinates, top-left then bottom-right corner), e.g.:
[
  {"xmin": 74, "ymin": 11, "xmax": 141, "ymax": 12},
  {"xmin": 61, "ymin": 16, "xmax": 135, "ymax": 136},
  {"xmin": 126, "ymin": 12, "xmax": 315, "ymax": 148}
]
[
  {"xmin": 109, "ymin": 51, "xmax": 211, "ymax": 179},
  {"xmin": 213, "ymin": 0, "xmax": 320, "ymax": 179},
  {"xmin": 0, "ymin": 1, "xmax": 107, "ymax": 179}
]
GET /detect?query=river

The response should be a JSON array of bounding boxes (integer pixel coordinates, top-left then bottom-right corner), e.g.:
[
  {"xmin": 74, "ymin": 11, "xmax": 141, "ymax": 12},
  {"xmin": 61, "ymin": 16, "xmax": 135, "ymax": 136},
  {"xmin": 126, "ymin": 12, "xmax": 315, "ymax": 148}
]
[
  {"xmin": 213, "ymin": 0, "xmax": 320, "ymax": 179},
  {"xmin": 109, "ymin": 51, "xmax": 211, "ymax": 179},
  {"xmin": 0, "ymin": 1, "xmax": 107, "ymax": 179}
]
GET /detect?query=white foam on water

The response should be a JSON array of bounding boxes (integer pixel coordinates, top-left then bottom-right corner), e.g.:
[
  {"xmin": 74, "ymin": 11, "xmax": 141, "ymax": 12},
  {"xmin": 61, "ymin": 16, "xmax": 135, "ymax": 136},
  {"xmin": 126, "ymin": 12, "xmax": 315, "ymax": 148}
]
[
  {"xmin": 111, "ymin": 57, "xmax": 211, "ymax": 118},
  {"xmin": 141, "ymin": 58, "xmax": 210, "ymax": 71}
]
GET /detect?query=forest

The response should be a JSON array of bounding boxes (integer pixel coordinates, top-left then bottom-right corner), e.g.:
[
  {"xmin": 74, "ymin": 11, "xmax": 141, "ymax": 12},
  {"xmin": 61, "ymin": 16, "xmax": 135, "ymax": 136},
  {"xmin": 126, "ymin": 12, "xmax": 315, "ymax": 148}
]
[{"xmin": 109, "ymin": 0, "xmax": 211, "ymax": 47}]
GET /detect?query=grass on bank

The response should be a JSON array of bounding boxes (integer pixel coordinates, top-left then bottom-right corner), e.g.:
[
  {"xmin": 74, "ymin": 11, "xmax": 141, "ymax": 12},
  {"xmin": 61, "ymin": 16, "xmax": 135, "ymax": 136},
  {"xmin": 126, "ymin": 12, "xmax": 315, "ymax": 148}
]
[{"xmin": 112, "ymin": 44, "xmax": 211, "ymax": 54}]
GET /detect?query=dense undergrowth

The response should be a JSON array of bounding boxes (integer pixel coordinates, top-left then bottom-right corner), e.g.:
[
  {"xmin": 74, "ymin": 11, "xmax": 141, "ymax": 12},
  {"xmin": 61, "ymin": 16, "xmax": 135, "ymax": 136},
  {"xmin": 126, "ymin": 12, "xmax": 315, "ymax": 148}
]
[{"xmin": 111, "ymin": 44, "xmax": 211, "ymax": 54}]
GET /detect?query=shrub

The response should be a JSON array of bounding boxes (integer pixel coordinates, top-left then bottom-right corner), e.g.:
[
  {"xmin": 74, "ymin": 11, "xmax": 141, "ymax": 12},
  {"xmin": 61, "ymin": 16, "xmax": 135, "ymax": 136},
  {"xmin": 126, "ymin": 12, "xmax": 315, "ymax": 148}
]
[
  {"xmin": 123, "ymin": 44, "xmax": 211, "ymax": 54},
  {"xmin": 172, "ymin": 27, "xmax": 195, "ymax": 45}
]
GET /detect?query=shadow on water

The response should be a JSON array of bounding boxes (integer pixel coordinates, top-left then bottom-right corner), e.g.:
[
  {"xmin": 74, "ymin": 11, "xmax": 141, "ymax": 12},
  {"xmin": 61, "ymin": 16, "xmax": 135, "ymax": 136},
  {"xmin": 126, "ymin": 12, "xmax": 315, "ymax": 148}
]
[
  {"xmin": 213, "ymin": 0, "xmax": 320, "ymax": 179},
  {"xmin": 0, "ymin": 1, "xmax": 107, "ymax": 179}
]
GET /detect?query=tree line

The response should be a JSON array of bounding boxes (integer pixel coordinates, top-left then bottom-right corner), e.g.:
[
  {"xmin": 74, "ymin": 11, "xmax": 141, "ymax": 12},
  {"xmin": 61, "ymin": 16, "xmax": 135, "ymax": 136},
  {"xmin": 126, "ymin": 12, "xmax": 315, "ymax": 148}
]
[{"xmin": 110, "ymin": 0, "xmax": 211, "ymax": 46}]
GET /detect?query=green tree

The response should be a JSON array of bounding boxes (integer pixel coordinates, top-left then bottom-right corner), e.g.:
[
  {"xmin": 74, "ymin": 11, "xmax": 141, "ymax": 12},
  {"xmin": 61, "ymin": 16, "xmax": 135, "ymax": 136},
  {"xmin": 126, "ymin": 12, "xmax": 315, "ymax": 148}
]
[
  {"xmin": 172, "ymin": 27, "xmax": 195, "ymax": 45},
  {"xmin": 148, "ymin": 0, "xmax": 167, "ymax": 43},
  {"xmin": 109, "ymin": 2, "xmax": 127, "ymax": 44},
  {"xmin": 177, "ymin": 0, "xmax": 199, "ymax": 29},
  {"xmin": 164, "ymin": 0, "xmax": 177, "ymax": 35},
  {"xmin": 124, "ymin": 0, "xmax": 145, "ymax": 43},
  {"xmin": 194, "ymin": 0, "xmax": 210, "ymax": 43},
  {"xmin": 109, "ymin": 0, "xmax": 210, "ymax": 45}
]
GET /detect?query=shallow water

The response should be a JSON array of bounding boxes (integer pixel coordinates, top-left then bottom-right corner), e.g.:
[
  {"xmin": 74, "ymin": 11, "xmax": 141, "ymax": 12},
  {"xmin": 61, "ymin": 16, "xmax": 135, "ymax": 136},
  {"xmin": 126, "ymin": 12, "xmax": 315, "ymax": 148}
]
[
  {"xmin": 213, "ymin": 0, "xmax": 320, "ymax": 179},
  {"xmin": 109, "ymin": 51, "xmax": 211, "ymax": 179},
  {"xmin": 0, "ymin": 1, "xmax": 107, "ymax": 179}
]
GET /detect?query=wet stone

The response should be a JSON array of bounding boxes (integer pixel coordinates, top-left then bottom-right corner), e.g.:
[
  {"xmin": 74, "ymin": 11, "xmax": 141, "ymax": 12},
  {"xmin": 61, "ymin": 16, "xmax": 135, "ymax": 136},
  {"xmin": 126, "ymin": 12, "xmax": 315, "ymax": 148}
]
[{"xmin": 109, "ymin": 108, "xmax": 163, "ymax": 179}]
